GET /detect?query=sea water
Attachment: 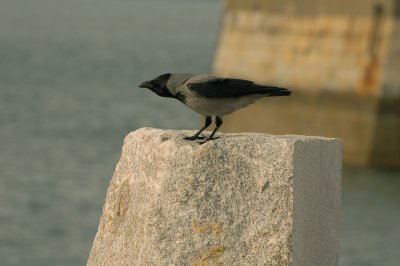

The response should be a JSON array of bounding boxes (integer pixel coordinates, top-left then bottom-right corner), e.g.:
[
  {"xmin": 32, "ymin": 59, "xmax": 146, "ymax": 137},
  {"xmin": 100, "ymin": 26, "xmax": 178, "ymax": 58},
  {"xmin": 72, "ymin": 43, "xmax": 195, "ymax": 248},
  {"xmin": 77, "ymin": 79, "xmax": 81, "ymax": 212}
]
[{"xmin": 0, "ymin": 0, "xmax": 399, "ymax": 265}]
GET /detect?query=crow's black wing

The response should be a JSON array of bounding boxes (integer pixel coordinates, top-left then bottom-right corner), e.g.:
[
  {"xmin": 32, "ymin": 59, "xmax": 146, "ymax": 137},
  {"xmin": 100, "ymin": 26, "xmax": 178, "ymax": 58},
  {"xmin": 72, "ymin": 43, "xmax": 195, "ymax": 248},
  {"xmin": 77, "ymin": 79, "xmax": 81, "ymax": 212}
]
[{"xmin": 187, "ymin": 77, "xmax": 289, "ymax": 97}]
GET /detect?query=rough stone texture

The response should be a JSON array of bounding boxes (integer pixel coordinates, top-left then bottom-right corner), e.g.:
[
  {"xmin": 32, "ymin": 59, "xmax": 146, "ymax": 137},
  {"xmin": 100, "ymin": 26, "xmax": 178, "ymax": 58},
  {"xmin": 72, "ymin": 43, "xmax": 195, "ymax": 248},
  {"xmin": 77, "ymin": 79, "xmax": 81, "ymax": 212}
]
[{"xmin": 87, "ymin": 128, "xmax": 342, "ymax": 265}]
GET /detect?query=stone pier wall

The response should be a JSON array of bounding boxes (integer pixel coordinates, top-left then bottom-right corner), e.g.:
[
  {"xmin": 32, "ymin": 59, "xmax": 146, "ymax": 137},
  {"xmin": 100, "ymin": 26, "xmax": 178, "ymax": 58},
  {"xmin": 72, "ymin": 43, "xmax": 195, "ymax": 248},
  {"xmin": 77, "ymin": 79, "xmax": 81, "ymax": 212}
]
[{"xmin": 213, "ymin": 0, "xmax": 400, "ymax": 167}]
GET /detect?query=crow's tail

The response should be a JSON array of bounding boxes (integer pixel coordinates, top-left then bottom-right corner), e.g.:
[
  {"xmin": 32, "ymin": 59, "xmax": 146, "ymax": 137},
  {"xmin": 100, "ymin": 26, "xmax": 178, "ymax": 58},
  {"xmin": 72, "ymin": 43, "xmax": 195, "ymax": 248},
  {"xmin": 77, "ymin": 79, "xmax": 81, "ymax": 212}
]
[{"xmin": 257, "ymin": 85, "xmax": 291, "ymax": 97}]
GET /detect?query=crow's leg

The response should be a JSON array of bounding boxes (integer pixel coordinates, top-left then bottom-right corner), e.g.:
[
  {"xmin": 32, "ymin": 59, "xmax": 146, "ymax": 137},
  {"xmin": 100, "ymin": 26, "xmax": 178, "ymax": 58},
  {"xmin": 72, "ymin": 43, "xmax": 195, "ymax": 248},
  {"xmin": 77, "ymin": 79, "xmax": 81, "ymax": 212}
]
[
  {"xmin": 199, "ymin": 116, "xmax": 222, "ymax": 144},
  {"xmin": 184, "ymin": 116, "xmax": 212, "ymax": 141}
]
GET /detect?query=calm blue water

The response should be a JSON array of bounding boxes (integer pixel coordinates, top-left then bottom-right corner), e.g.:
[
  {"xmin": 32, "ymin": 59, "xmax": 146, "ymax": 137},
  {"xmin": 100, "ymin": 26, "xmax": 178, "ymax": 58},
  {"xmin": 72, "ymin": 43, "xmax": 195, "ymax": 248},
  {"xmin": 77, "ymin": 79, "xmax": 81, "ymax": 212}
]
[{"xmin": 0, "ymin": 0, "xmax": 399, "ymax": 265}]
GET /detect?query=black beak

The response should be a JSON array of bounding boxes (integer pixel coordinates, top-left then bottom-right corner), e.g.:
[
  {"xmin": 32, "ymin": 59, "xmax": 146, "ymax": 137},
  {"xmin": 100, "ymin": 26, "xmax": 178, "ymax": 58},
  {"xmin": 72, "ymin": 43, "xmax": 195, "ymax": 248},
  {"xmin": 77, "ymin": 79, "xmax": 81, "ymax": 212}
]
[{"xmin": 139, "ymin": 81, "xmax": 152, "ymax": 88}]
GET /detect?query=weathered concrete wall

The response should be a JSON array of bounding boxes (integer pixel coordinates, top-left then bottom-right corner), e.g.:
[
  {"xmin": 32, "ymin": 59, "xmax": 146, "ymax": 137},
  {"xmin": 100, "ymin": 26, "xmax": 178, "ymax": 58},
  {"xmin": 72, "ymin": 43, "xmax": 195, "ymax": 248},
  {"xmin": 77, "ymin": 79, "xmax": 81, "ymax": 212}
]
[
  {"xmin": 220, "ymin": 92, "xmax": 400, "ymax": 167},
  {"xmin": 213, "ymin": 0, "xmax": 400, "ymax": 167},
  {"xmin": 88, "ymin": 128, "xmax": 342, "ymax": 265},
  {"xmin": 215, "ymin": 0, "xmax": 399, "ymax": 97}
]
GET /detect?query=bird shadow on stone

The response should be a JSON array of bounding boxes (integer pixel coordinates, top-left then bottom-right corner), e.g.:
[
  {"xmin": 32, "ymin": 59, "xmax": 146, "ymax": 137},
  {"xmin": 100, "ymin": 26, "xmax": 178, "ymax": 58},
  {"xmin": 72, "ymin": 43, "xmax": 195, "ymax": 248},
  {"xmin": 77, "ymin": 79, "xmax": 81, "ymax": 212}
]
[
  {"xmin": 197, "ymin": 136, "xmax": 220, "ymax": 145},
  {"xmin": 182, "ymin": 135, "xmax": 221, "ymax": 144}
]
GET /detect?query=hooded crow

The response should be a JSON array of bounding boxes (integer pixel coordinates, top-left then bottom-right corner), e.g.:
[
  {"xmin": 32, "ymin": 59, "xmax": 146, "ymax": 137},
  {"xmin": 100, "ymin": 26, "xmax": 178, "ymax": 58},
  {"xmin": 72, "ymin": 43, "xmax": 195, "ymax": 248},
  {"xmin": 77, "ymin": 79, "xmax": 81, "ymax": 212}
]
[{"xmin": 139, "ymin": 73, "xmax": 291, "ymax": 143}]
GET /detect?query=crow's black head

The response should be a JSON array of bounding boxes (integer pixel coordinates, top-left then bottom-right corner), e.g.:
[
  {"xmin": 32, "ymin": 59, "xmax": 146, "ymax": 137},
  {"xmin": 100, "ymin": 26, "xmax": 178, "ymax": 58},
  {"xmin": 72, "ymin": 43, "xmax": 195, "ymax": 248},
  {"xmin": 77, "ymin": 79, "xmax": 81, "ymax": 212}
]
[{"xmin": 139, "ymin": 73, "xmax": 173, "ymax": 97}]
